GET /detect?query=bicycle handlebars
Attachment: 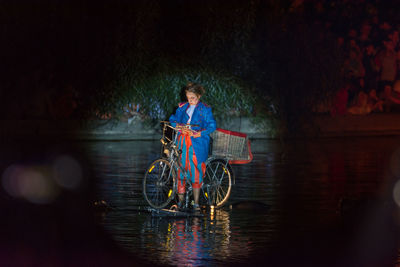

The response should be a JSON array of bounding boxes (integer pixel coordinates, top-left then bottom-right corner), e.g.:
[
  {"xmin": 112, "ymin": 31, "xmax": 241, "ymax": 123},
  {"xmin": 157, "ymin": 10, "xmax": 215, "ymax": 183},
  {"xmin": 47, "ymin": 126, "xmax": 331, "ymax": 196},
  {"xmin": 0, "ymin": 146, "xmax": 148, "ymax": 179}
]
[{"xmin": 161, "ymin": 121, "xmax": 201, "ymax": 136}]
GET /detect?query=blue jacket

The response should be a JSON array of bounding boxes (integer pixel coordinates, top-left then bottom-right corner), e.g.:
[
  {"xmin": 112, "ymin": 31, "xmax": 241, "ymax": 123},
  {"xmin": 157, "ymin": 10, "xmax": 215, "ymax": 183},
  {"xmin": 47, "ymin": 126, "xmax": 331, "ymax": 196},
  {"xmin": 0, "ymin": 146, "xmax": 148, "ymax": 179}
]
[{"xmin": 169, "ymin": 102, "xmax": 217, "ymax": 163}]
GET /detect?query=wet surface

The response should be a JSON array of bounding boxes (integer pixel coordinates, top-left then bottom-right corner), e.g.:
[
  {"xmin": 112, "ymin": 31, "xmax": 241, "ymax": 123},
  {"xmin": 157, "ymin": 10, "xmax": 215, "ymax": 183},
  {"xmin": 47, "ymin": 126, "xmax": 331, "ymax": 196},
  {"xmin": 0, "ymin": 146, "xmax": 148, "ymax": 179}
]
[
  {"xmin": 1, "ymin": 136, "xmax": 400, "ymax": 265},
  {"xmin": 87, "ymin": 136, "xmax": 400, "ymax": 266}
]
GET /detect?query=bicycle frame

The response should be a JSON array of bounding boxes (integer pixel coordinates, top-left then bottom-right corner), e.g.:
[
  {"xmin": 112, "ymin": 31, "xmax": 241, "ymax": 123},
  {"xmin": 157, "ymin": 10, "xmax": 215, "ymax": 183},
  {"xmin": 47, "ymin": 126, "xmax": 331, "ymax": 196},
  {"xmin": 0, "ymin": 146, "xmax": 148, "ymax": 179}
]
[
  {"xmin": 160, "ymin": 122, "xmax": 233, "ymax": 207},
  {"xmin": 160, "ymin": 123, "xmax": 196, "ymax": 209},
  {"xmin": 143, "ymin": 121, "xmax": 235, "ymax": 209}
]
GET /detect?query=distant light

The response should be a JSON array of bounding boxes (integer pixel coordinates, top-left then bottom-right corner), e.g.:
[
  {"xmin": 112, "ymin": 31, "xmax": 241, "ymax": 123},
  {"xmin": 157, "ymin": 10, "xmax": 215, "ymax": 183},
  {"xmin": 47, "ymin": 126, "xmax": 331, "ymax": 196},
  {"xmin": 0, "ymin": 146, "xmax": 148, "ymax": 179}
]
[
  {"xmin": 2, "ymin": 164, "xmax": 59, "ymax": 204},
  {"xmin": 52, "ymin": 155, "xmax": 83, "ymax": 190},
  {"xmin": 2, "ymin": 164, "xmax": 24, "ymax": 197},
  {"xmin": 390, "ymin": 147, "xmax": 400, "ymax": 178},
  {"xmin": 393, "ymin": 180, "xmax": 400, "ymax": 207}
]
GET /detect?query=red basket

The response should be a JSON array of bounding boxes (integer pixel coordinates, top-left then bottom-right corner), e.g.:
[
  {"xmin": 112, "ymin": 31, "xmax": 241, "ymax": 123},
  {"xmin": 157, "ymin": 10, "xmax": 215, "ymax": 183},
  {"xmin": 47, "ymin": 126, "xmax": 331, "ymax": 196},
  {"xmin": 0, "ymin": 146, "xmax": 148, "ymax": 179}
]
[{"xmin": 210, "ymin": 128, "xmax": 253, "ymax": 164}]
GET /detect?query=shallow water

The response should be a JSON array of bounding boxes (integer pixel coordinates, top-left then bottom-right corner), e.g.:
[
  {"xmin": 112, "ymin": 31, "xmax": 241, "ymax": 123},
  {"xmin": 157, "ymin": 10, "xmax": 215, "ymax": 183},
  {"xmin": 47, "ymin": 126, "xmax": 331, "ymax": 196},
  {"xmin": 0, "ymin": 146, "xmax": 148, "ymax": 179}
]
[{"xmin": 87, "ymin": 136, "xmax": 400, "ymax": 266}]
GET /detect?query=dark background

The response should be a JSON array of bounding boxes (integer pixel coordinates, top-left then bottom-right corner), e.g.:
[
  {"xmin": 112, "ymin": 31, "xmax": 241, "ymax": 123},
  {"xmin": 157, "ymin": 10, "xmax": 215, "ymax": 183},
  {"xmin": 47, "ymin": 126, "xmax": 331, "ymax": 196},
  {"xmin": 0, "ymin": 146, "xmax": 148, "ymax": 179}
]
[
  {"xmin": 2, "ymin": 0, "xmax": 400, "ymax": 130},
  {"xmin": 1, "ymin": 0, "xmax": 400, "ymax": 265},
  {"xmin": 0, "ymin": 0, "xmax": 356, "ymax": 120}
]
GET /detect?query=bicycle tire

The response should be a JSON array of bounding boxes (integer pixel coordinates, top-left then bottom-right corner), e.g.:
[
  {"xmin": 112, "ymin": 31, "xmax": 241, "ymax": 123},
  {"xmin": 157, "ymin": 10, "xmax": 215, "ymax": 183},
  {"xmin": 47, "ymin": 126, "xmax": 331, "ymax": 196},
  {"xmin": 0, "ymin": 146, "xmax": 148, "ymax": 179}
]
[
  {"xmin": 143, "ymin": 158, "xmax": 176, "ymax": 209},
  {"xmin": 202, "ymin": 159, "xmax": 232, "ymax": 208}
]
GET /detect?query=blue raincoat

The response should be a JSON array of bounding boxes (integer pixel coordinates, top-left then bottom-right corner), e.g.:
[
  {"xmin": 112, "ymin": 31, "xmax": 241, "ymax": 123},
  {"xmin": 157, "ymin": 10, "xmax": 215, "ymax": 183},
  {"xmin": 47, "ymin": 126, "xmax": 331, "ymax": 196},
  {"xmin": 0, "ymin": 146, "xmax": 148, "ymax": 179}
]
[{"xmin": 169, "ymin": 102, "xmax": 217, "ymax": 163}]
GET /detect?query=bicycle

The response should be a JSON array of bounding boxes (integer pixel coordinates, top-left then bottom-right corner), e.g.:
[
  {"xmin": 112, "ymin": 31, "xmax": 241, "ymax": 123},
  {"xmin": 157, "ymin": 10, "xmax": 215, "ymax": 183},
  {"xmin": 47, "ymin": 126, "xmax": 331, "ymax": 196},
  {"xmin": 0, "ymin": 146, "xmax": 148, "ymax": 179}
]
[{"xmin": 143, "ymin": 121, "xmax": 236, "ymax": 211}]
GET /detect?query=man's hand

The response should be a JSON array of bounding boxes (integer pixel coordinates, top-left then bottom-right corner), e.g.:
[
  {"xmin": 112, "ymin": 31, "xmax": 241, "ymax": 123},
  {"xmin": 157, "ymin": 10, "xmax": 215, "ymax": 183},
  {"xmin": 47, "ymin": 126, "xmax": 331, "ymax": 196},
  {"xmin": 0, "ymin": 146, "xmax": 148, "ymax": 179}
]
[
  {"xmin": 176, "ymin": 124, "xmax": 188, "ymax": 133},
  {"xmin": 181, "ymin": 128, "xmax": 191, "ymax": 135},
  {"xmin": 176, "ymin": 124, "xmax": 201, "ymax": 138},
  {"xmin": 191, "ymin": 131, "xmax": 201, "ymax": 138}
]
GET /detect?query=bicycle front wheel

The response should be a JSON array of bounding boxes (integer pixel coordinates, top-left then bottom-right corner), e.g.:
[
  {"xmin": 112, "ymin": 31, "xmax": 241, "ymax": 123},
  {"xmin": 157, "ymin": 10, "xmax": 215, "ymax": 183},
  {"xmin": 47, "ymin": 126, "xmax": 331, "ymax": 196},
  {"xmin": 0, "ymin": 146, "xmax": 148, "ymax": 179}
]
[
  {"xmin": 143, "ymin": 159, "xmax": 176, "ymax": 209},
  {"xmin": 202, "ymin": 159, "xmax": 232, "ymax": 208}
]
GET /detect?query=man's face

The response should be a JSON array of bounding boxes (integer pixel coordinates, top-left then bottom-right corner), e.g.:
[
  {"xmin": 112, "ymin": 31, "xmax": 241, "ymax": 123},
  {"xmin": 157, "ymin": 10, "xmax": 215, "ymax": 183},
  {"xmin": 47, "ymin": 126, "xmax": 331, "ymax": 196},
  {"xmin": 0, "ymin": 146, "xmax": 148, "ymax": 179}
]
[{"xmin": 186, "ymin": 92, "xmax": 200, "ymax": 106}]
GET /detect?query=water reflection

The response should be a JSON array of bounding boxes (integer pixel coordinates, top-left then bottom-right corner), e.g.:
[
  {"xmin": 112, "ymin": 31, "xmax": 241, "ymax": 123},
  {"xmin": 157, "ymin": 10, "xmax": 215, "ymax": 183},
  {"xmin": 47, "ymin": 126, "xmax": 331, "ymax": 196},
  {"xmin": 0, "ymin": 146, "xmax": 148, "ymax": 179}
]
[
  {"xmin": 88, "ymin": 137, "xmax": 400, "ymax": 266},
  {"xmin": 100, "ymin": 209, "xmax": 257, "ymax": 266}
]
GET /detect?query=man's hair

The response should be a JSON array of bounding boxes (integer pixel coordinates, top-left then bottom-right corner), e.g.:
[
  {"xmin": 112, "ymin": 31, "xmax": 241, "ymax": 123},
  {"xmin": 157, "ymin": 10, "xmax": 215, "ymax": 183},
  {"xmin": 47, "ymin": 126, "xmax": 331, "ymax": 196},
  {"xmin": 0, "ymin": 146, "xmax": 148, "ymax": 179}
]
[{"xmin": 185, "ymin": 82, "xmax": 205, "ymax": 96}]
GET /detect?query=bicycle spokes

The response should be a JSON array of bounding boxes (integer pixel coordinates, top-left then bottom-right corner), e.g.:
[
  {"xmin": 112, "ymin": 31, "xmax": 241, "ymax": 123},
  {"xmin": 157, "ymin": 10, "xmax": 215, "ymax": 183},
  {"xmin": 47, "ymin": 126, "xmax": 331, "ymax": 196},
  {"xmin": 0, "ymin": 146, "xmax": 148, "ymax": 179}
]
[
  {"xmin": 203, "ymin": 159, "xmax": 232, "ymax": 207},
  {"xmin": 143, "ymin": 159, "xmax": 176, "ymax": 209}
]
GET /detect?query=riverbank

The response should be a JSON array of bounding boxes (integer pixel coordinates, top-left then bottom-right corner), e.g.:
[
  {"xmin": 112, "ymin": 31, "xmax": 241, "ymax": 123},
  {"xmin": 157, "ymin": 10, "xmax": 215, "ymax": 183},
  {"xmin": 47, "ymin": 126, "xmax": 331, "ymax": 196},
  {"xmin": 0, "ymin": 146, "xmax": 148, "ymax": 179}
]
[{"xmin": 1, "ymin": 113, "xmax": 400, "ymax": 141}]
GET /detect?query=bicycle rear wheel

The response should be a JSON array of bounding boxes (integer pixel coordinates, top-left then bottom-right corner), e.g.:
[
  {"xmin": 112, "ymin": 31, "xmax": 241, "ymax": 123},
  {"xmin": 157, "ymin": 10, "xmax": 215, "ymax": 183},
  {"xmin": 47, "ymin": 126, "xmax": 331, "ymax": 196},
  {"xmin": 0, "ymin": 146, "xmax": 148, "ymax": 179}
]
[
  {"xmin": 143, "ymin": 159, "xmax": 176, "ymax": 209},
  {"xmin": 202, "ymin": 159, "xmax": 232, "ymax": 208}
]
